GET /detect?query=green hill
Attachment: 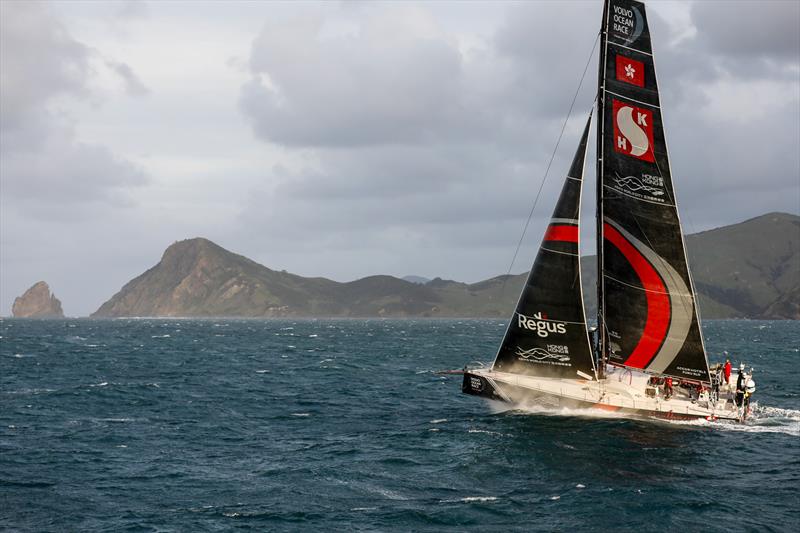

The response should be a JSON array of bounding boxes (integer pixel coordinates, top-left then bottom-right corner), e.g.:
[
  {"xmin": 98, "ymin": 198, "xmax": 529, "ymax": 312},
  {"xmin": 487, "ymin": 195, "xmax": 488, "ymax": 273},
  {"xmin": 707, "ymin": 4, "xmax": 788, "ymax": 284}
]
[{"xmin": 93, "ymin": 212, "xmax": 799, "ymax": 319}]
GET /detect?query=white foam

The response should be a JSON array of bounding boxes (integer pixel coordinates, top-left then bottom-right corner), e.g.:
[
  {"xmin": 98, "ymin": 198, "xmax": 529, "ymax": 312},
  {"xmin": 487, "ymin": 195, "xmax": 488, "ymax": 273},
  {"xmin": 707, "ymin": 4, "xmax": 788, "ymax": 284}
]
[
  {"xmin": 440, "ymin": 496, "xmax": 498, "ymax": 503},
  {"xmin": 429, "ymin": 419, "xmax": 447, "ymax": 424},
  {"xmin": 467, "ymin": 428, "xmax": 507, "ymax": 436},
  {"xmin": 576, "ymin": 484, "xmax": 586, "ymax": 489},
  {"xmin": 151, "ymin": 334, "xmax": 171, "ymax": 338},
  {"xmin": 291, "ymin": 413, "xmax": 311, "ymax": 417}
]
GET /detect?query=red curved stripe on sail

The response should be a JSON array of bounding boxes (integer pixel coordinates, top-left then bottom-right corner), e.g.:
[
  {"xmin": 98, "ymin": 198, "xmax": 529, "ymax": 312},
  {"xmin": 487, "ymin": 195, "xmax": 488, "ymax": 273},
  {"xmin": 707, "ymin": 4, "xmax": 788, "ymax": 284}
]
[
  {"xmin": 544, "ymin": 225, "xmax": 579, "ymax": 243},
  {"xmin": 603, "ymin": 223, "xmax": 670, "ymax": 368}
]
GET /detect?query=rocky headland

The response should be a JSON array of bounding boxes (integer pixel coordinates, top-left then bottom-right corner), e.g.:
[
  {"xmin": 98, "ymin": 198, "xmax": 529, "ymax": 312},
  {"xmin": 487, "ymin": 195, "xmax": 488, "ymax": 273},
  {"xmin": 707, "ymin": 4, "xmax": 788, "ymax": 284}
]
[{"xmin": 91, "ymin": 213, "xmax": 799, "ymax": 319}]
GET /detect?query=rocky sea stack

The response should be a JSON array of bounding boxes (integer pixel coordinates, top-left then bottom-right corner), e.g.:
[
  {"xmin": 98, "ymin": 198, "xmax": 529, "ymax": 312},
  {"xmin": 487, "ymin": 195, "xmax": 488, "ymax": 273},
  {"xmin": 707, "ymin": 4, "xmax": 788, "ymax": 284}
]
[{"xmin": 12, "ymin": 281, "xmax": 65, "ymax": 318}]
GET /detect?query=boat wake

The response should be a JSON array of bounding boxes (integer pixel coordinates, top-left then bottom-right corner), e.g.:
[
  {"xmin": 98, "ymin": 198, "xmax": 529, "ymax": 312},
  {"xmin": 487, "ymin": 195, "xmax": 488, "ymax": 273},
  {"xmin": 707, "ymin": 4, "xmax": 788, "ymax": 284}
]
[
  {"xmin": 492, "ymin": 401, "xmax": 800, "ymax": 434},
  {"xmin": 666, "ymin": 403, "xmax": 800, "ymax": 435},
  {"xmin": 493, "ymin": 401, "xmax": 630, "ymax": 420}
]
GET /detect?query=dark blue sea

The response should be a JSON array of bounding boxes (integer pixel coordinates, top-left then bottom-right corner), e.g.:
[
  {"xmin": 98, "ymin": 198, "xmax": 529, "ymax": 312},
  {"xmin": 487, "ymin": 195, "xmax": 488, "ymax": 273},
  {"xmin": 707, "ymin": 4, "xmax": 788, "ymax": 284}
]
[{"xmin": 1, "ymin": 318, "xmax": 798, "ymax": 532}]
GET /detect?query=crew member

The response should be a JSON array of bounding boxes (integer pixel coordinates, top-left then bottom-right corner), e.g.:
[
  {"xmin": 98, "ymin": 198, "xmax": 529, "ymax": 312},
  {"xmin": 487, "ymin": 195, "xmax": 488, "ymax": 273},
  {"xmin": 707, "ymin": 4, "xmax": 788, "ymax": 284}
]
[
  {"xmin": 664, "ymin": 376, "xmax": 673, "ymax": 400},
  {"xmin": 724, "ymin": 358, "xmax": 732, "ymax": 386},
  {"xmin": 743, "ymin": 377, "xmax": 756, "ymax": 412},
  {"xmin": 735, "ymin": 364, "xmax": 746, "ymax": 407}
]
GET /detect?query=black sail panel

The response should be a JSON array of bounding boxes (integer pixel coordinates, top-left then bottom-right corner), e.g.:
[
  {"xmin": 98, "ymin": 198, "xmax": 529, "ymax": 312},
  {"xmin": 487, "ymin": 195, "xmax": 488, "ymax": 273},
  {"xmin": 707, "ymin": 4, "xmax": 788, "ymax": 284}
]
[
  {"xmin": 493, "ymin": 116, "xmax": 596, "ymax": 380},
  {"xmin": 597, "ymin": 0, "xmax": 710, "ymax": 382}
]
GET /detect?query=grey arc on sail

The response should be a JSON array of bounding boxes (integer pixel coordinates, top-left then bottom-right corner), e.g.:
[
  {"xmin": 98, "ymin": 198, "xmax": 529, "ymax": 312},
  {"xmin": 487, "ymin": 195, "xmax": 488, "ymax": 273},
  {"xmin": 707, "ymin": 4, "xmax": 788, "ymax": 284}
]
[
  {"xmin": 596, "ymin": 0, "xmax": 711, "ymax": 382},
  {"xmin": 493, "ymin": 114, "xmax": 597, "ymax": 381}
]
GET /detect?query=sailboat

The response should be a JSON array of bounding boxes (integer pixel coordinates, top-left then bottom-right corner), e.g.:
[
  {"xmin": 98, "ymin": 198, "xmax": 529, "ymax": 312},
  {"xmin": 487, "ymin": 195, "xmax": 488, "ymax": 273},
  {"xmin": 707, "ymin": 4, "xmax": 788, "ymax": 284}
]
[{"xmin": 462, "ymin": 0, "xmax": 754, "ymax": 422}]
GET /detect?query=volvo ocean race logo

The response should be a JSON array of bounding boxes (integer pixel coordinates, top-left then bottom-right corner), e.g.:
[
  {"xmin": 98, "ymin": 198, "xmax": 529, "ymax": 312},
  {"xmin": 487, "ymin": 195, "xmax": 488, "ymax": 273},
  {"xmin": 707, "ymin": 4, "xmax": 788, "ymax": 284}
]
[
  {"xmin": 613, "ymin": 99, "xmax": 654, "ymax": 162},
  {"xmin": 610, "ymin": 3, "xmax": 643, "ymax": 45},
  {"xmin": 517, "ymin": 312, "xmax": 567, "ymax": 338}
]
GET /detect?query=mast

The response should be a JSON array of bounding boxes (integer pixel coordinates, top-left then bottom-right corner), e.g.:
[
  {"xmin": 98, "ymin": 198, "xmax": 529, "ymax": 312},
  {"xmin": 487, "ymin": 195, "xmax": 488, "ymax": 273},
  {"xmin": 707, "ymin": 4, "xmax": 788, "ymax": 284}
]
[
  {"xmin": 595, "ymin": 0, "xmax": 711, "ymax": 383},
  {"xmin": 595, "ymin": 0, "xmax": 610, "ymax": 379}
]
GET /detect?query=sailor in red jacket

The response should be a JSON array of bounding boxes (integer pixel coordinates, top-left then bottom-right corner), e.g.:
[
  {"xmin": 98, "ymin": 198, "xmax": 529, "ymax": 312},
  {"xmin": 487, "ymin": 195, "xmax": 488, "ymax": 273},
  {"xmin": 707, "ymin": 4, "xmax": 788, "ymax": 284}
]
[{"xmin": 724, "ymin": 359, "xmax": 732, "ymax": 389}]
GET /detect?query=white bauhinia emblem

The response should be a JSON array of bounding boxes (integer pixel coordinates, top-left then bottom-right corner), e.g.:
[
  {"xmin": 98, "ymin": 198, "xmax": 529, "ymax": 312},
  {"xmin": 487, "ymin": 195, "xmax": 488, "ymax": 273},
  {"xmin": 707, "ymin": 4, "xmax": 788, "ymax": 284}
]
[{"xmin": 625, "ymin": 63, "xmax": 635, "ymax": 78}]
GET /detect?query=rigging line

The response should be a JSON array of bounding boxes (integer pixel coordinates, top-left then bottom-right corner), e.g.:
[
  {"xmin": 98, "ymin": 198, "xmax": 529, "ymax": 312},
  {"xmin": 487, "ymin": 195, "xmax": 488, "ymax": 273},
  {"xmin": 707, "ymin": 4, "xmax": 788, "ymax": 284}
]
[{"xmin": 502, "ymin": 31, "xmax": 600, "ymax": 286}]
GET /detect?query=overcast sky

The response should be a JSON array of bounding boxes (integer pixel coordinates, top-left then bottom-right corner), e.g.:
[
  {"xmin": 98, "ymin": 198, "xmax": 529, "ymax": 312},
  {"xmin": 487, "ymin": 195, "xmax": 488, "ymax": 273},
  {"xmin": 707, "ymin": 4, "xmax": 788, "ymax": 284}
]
[{"xmin": 1, "ymin": 0, "xmax": 798, "ymax": 316}]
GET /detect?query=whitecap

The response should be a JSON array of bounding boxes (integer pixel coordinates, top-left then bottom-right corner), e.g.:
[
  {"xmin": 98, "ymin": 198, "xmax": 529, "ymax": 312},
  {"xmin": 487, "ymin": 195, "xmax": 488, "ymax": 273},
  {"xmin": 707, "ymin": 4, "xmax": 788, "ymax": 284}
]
[
  {"xmin": 291, "ymin": 413, "xmax": 311, "ymax": 417},
  {"xmin": 550, "ymin": 495, "xmax": 561, "ymax": 500},
  {"xmin": 430, "ymin": 419, "xmax": 447, "ymax": 424},
  {"xmin": 576, "ymin": 484, "xmax": 586, "ymax": 489},
  {"xmin": 467, "ymin": 428, "xmax": 507, "ymax": 436},
  {"xmin": 151, "ymin": 334, "xmax": 171, "ymax": 338},
  {"xmin": 255, "ymin": 370, "xmax": 270, "ymax": 374}
]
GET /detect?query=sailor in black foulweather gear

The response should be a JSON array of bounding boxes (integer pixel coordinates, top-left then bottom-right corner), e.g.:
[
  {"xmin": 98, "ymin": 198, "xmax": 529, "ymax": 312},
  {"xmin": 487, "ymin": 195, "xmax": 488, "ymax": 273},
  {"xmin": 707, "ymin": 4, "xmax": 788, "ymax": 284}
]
[{"xmin": 735, "ymin": 364, "xmax": 746, "ymax": 407}]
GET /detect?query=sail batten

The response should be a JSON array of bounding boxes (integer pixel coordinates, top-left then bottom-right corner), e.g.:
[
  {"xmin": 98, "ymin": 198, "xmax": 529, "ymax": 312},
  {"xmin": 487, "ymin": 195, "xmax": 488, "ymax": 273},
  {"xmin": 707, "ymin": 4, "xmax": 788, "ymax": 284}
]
[
  {"xmin": 492, "ymin": 114, "xmax": 596, "ymax": 381},
  {"xmin": 597, "ymin": 0, "xmax": 710, "ymax": 382}
]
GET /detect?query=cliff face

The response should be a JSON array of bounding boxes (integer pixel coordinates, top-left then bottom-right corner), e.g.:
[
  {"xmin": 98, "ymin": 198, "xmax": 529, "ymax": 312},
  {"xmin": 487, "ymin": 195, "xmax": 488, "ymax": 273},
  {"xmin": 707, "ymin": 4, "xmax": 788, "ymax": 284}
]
[
  {"xmin": 12, "ymin": 281, "xmax": 65, "ymax": 318},
  {"xmin": 93, "ymin": 213, "xmax": 800, "ymax": 319}
]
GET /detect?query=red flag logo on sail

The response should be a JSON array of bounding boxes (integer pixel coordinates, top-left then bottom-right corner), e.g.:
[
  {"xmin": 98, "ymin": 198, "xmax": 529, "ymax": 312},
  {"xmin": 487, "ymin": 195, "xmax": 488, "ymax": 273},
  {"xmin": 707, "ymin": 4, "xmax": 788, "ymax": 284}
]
[
  {"xmin": 615, "ymin": 54, "xmax": 644, "ymax": 87},
  {"xmin": 612, "ymin": 99, "xmax": 654, "ymax": 162}
]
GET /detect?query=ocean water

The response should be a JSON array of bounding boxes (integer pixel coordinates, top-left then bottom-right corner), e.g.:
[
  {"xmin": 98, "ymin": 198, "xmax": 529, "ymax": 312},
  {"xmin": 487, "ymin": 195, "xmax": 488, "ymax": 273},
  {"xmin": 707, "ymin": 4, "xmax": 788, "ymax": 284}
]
[{"xmin": 1, "ymin": 318, "xmax": 798, "ymax": 532}]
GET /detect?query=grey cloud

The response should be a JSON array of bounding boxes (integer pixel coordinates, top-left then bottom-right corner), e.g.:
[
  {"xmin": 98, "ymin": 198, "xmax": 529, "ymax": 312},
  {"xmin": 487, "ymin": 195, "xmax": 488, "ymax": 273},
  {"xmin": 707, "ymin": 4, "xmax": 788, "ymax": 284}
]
[
  {"xmin": 692, "ymin": 1, "xmax": 800, "ymax": 59},
  {"xmin": 116, "ymin": 0, "xmax": 149, "ymax": 19},
  {"xmin": 0, "ymin": 1, "xmax": 89, "ymax": 132},
  {"xmin": 0, "ymin": 0, "xmax": 147, "ymax": 208},
  {"xmin": 240, "ymin": 9, "xmax": 475, "ymax": 148},
  {"xmin": 492, "ymin": 1, "xmax": 602, "ymax": 120},
  {"xmin": 106, "ymin": 59, "xmax": 150, "ymax": 96},
  {"xmin": 239, "ymin": 3, "xmax": 602, "ymax": 149},
  {"xmin": 236, "ymin": 1, "xmax": 797, "ymax": 266}
]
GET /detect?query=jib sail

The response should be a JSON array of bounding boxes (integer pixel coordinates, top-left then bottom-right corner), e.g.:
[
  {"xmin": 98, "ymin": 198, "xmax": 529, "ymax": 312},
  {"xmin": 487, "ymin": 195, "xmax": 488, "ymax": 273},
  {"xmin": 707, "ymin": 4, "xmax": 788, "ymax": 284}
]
[
  {"xmin": 596, "ymin": 0, "xmax": 710, "ymax": 382},
  {"xmin": 493, "ymin": 115, "xmax": 596, "ymax": 380}
]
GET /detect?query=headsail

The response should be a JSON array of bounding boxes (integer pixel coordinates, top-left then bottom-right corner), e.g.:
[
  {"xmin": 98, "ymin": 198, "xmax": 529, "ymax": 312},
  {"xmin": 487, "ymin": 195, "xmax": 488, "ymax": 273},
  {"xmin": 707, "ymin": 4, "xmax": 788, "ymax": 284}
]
[
  {"xmin": 596, "ymin": 0, "xmax": 710, "ymax": 382},
  {"xmin": 493, "ymin": 115, "xmax": 596, "ymax": 380}
]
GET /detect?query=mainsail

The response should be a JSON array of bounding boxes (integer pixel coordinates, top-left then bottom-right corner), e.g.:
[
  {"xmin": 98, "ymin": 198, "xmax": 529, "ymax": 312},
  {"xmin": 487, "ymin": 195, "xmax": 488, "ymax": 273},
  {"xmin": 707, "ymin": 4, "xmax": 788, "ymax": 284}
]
[
  {"xmin": 493, "ymin": 116, "xmax": 596, "ymax": 380},
  {"xmin": 596, "ymin": 0, "xmax": 710, "ymax": 382}
]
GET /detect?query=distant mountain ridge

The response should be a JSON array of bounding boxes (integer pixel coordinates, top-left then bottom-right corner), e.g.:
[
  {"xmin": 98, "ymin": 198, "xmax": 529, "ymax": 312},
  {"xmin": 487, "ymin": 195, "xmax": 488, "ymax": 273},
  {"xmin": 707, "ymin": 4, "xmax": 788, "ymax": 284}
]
[{"xmin": 93, "ymin": 212, "xmax": 799, "ymax": 319}]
